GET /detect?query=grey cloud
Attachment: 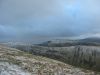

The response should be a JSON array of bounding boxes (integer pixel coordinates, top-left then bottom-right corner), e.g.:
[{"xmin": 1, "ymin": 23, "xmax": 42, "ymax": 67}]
[
  {"xmin": 0, "ymin": 0, "xmax": 65, "ymax": 25},
  {"xmin": 0, "ymin": 0, "xmax": 100, "ymax": 41}
]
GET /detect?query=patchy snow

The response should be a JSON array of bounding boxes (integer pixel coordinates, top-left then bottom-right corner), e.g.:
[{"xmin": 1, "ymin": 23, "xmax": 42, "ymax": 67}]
[{"xmin": 0, "ymin": 62, "xmax": 31, "ymax": 75}]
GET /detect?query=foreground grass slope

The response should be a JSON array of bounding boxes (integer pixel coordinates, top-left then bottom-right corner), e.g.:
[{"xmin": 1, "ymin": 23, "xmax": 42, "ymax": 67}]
[{"xmin": 0, "ymin": 45, "xmax": 99, "ymax": 75}]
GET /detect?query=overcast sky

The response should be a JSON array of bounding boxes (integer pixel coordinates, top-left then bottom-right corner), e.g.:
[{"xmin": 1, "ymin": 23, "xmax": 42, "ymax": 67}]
[{"xmin": 0, "ymin": 0, "xmax": 100, "ymax": 42}]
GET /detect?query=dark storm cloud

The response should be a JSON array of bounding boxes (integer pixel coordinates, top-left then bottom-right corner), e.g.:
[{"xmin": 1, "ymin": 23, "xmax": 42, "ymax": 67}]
[{"xmin": 0, "ymin": 0, "xmax": 100, "ymax": 40}]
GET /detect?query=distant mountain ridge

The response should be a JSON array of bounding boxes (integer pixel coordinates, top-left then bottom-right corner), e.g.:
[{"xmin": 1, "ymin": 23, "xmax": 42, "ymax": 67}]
[
  {"xmin": 80, "ymin": 37, "xmax": 100, "ymax": 43},
  {"xmin": 38, "ymin": 37, "xmax": 100, "ymax": 47}
]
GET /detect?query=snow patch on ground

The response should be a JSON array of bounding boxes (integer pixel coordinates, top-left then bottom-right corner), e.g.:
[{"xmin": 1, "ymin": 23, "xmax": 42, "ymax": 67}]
[{"xmin": 0, "ymin": 62, "xmax": 31, "ymax": 75}]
